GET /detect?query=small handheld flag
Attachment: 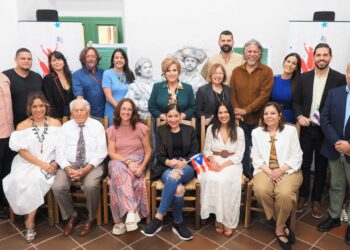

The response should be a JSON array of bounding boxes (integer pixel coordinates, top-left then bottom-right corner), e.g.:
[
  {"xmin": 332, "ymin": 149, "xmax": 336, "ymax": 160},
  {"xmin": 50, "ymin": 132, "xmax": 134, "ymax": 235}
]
[{"xmin": 191, "ymin": 153, "xmax": 210, "ymax": 175}]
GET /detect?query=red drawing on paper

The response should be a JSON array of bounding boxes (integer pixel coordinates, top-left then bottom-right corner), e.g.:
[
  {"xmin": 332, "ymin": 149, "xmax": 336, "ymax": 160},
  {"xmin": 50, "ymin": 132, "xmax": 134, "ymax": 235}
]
[
  {"xmin": 38, "ymin": 44, "xmax": 59, "ymax": 76},
  {"xmin": 301, "ymin": 43, "xmax": 315, "ymax": 73}
]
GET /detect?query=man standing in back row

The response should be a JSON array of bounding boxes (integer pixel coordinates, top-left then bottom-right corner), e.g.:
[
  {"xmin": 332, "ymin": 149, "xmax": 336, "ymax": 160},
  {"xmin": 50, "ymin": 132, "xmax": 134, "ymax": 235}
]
[
  {"xmin": 293, "ymin": 43, "xmax": 346, "ymax": 218},
  {"xmin": 72, "ymin": 47, "xmax": 105, "ymax": 119},
  {"xmin": 201, "ymin": 30, "xmax": 243, "ymax": 85},
  {"xmin": 3, "ymin": 48, "xmax": 43, "ymax": 127},
  {"xmin": 230, "ymin": 39, "xmax": 273, "ymax": 178}
]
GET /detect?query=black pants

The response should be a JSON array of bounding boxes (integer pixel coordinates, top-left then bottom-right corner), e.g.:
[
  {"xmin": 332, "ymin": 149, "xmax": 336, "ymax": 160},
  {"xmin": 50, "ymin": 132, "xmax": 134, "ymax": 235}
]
[
  {"xmin": 299, "ymin": 126, "xmax": 328, "ymax": 202},
  {"xmin": 0, "ymin": 137, "xmax": 14, "ymax": 207},
  {"xmin": 240, "ymin": 123, "xmax": 258, "ymax": 179}
]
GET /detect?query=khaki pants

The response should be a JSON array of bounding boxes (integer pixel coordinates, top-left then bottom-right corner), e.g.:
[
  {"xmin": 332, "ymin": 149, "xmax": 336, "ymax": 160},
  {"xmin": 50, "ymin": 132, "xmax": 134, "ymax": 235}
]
[
  {"xmin": 252, "ymin": 171, "xmax": 303, "ymax": 227},
  {"xmin": 52, "ymin": 165, "xmax": 104, "ymax": 221}
]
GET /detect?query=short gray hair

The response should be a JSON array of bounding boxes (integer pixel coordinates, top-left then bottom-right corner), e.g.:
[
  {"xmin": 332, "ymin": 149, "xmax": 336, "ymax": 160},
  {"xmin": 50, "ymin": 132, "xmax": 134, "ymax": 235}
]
[
  {"xmin": 243, "ymin": 39, "xmax": 263, "ymax": 61},
  {"xmin": 69, "ymin": 99, "xmax": 91, "ymax": 112}
]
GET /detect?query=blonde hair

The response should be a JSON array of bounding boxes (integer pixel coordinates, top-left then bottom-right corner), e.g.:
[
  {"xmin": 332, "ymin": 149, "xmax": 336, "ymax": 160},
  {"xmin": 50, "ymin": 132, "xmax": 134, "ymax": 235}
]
[
  {"xmin": 161, "ymin": 56, "xmax": 181, "ymax": 75},
  {"xmin": 207, "ymin": 63, "xmax": 226, "ymax": 84}
]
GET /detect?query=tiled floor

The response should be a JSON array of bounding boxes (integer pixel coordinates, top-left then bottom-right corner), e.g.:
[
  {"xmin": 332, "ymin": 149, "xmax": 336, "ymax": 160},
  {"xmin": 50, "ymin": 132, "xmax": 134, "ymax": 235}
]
[{"xmin": 1, "ymin": 200, "xmax": 350, "ymax": 250}]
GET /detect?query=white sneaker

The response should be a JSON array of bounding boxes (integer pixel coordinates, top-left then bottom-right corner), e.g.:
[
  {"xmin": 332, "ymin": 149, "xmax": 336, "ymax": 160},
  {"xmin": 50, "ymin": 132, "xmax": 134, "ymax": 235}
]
[{"xmin": 112, "ymin": 223, "xmax": 126, "ymax": 235}]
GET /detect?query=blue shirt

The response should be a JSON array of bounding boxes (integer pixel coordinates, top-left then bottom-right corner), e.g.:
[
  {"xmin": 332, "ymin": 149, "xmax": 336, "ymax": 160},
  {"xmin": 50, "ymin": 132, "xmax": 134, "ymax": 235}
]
[
  {"xmin": 344, "ymin": 85, "xmax": 350, "ymax": 135},
  {"xmin": 102, "ymin": 69, "xmax": 129, "ymax": 126},
  {"xmin": 72, "ymin": 66, "xmax": 106, "ymax": 118}
]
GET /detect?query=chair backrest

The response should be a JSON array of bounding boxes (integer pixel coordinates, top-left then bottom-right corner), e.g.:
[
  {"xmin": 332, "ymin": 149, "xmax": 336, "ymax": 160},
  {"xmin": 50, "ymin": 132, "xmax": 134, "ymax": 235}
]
[
  {"xmin": 200, "ymin": 116, "xmax": 206, "ymax": 152},
  {"xmin": 156, "ymin": 117, "xmax": 196, "ymax": 129}
]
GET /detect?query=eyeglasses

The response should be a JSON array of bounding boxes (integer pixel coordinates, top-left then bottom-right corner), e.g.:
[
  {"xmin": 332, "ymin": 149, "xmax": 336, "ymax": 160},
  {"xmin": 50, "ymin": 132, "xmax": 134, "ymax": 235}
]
[{"xmin": 121, "ymin": 107, "xmax": 133, "ymax": 112}]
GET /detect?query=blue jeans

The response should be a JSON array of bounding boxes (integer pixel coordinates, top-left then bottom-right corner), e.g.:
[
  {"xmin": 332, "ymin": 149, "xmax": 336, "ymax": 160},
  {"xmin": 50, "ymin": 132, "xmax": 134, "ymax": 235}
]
[{"xmin": 158, "ymin": 164, "xmax": 195, "ymax": 223}]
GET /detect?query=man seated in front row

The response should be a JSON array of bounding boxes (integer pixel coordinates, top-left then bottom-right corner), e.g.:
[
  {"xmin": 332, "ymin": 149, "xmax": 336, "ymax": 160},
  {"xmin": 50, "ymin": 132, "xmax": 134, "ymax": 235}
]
[{"xmin": 53, "ymin": 99, "xmax": 107, "ymax": 237}]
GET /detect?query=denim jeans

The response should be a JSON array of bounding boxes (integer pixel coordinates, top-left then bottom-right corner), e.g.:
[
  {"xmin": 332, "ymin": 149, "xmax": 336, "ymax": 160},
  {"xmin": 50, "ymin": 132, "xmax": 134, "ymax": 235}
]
[{"xmin": 157, "ymin": 164, "xmax": 195, "ymax": 223}]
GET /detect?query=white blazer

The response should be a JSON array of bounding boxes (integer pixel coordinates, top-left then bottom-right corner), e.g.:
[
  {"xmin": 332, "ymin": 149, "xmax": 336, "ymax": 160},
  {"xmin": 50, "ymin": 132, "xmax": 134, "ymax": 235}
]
[{"xmin": 250, "ymin": 124, "xmax": 302, "ymax": 176}]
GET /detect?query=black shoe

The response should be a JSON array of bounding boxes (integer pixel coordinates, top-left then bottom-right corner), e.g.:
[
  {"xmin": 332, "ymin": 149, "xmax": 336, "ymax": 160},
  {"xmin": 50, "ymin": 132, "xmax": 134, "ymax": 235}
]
[
  {"xmin": 276, "ymin": 234, "xmax": 291, "ymax": 250},
  {"xmin": 284, "ymin": 225, "xmax": 295, "ymax": 245},
  {"xmin": 172, "ymin": 222, "xmax": 193, "ymax": 241},
  {"xmin": 140, "ymin": 218, "xmax": 162, "ymax": 237},
  {"xmin": 0, "ymin": 209, "xmax": 9, "ymax": 220},
  {"xmin": 317, "ymin": 216, "xmax": 341, "ymax": 232},
  {"xmin": 346, "ymin": 225, "xmax": 350, "ymax": 246}
]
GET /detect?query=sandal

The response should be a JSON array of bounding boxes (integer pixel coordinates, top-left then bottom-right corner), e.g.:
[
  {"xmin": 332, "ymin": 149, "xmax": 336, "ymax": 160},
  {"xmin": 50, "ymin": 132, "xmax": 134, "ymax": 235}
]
[
  {"xmin": 24, "ymin": 227, "xmax": 37, "ymax": 243},
  {"xmin": 276, "ymin": 234, "xmax": 291, "ymax": 250},
  {"xmin": 223, "ymin": 227, "xmax": 234, "ymax": 237},
  {"xmin": 215, "ymin": 221, "xmax": 224, "ymax": 234},
  {"xmin": 112, "ymin": 222, "xmax": 126, "ymax": 235},
  {"xmin": 284, "ymin": 225, "xmax": 295, "ymax": 245}
]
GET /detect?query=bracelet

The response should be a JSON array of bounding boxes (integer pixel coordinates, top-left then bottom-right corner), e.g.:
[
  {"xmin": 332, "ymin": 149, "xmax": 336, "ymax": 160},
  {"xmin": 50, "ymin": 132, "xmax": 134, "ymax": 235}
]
[{"xmin": 125, "ymin": 159, "xmax": 132, "ymax": 166}]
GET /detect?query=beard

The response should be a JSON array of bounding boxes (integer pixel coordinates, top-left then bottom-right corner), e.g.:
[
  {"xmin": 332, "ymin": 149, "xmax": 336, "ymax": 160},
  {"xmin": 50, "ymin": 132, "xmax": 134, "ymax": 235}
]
[
  {"xmin": 315, "ymin": 60, "xmax": 330, "ymax": 70},
  {"xmin": 86, "ymin": 61, "xmax": 97, "ymax": 69},
  {"xmin": 220, "ymin": 45, "xmax": 233, "ymax": 53}
]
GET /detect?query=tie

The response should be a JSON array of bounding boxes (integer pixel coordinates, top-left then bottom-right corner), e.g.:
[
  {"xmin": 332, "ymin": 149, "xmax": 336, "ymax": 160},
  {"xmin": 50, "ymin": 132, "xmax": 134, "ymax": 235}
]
[
  {"xmin": 75, "ymin": 124, "xmax": 86, "ymax": 168},
  {"xmin": 269, "ymin": 135, "xmax": 279, "ymax": 169}
]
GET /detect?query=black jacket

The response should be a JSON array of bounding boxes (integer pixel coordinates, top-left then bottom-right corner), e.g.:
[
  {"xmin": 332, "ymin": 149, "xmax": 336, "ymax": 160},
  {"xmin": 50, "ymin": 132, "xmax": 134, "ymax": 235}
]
[
  {"xmin": 293, "ymin": 68, "xmax": 346, "ymax": 119},
  {"xmin": 196, "ymin": 83, "xmax": 231, "ymax": 119},
  {"xmin": 152, "ymin": 124, "xmax": 198, "ymax": 179}
]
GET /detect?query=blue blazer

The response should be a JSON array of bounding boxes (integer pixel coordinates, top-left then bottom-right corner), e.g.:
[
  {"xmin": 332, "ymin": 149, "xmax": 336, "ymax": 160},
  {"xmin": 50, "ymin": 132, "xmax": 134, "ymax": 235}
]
[{"xmin": 320, "ymin": 85, "xmax": 350, "ymax": 163}]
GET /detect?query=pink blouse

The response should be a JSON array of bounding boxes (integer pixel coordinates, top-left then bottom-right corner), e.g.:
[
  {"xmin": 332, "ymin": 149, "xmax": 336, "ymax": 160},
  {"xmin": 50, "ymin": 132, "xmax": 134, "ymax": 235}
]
[{"xmin": 106, "ymin": 122, "xmax": 148, "ymax": 157}]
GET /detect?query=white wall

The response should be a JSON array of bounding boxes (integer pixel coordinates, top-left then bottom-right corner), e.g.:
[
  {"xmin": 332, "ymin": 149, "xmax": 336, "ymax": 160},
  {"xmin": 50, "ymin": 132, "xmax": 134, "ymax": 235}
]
[
  {"xmin": 124, "ymin": 0, "xmax": 350, "ymax": 77},
  {"xmin": 1, "ymin": 0, "xmax": 349, "ymax": 73}
]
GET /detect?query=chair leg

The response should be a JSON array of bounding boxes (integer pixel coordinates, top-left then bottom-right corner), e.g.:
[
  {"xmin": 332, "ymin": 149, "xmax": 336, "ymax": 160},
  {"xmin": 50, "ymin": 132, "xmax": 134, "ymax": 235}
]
[
  {"xmin": 195, "ymin": 183, "xmax": 201, "ymax": 229},
  {"xmin": 103, "ymin": 180, "xmax": 108, "ymax": 225},
  {"xmin": 146, "ymin": 178, "xmax": 151, "ymax": 224},
  {"xmin": 47, "ymin": 190, "xmax": 54, "ymax": 226},
  {"xmin": 244, "ymin": 182, "xmax": 253, "ymax": 228},
  {"xmin": 151, "ymin": 184, "xmax": 157, "ymax": 218},
  {"xmin": 9, "ymin": 207, "xmax": 15, "ymax": 223}
]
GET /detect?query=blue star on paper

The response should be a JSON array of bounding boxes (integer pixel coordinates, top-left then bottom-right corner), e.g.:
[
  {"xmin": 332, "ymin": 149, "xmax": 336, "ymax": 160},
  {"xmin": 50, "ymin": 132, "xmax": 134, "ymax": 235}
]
[
  {"xmin": 55, "ymin": 22, "xmax": 61, "ymax": 28},
  {"xmin": 321, "ymin": 22, "xmax": 328, "ymax": 28}
]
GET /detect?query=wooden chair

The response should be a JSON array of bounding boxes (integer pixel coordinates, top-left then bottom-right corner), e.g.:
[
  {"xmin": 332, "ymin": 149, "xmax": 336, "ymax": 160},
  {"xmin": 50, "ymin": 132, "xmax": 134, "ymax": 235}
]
[
  {"xmin": 244, "ymin": 123, "xmax": 301, "ymax": 230},
  {"xmin": 151, "ymin": 117, "xmax": 201, "ymax": 229},
  {"xmin": 102, "ymin": 117, "xmax": 152, "ymax": 224},
  {"xmin": 9, "ymin": 190, "xmax": 56, "ymax": 226},
  {"xmin": 53, "ymin": 115, "xmax": 108, "ymax": 225}
]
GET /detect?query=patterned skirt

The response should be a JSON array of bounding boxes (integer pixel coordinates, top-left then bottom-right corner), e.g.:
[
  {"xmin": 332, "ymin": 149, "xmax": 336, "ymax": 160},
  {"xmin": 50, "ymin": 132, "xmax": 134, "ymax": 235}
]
[{"xmin": 108, "ymin": 154, "xmax": 149, "ymax": 223}]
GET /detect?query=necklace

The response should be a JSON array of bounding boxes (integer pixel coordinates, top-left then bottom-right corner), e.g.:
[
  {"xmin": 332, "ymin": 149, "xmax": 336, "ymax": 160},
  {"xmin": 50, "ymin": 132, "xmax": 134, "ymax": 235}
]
[
  {"xmin": 31, "ymin": 117, "xmax": 48, "ymax": 154},
  {"xmin": 117, "ymin": 73, "xmax": 126, "ymax": 84}
]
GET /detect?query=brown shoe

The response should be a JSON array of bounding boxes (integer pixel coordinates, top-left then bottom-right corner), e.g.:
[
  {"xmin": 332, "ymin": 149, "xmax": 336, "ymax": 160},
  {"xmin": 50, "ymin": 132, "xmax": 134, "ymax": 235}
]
[
  {"xmin": 312, "ymin": 201, "xmax": 324, "ymax": 219},
  {"xmin": 79, "ymin": 219, "xmax": 94, "ymax": 237},
  {"xmin": 63, "ymin": 214, "xmax": 81, "ymax": 236},
  {"xmin": 297, "ymin": 197, "xmax": 306, "ymax": 213}
]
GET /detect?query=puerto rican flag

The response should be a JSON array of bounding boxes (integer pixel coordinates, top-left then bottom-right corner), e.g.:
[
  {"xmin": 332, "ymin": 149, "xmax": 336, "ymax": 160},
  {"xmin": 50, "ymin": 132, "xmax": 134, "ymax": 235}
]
[{"xmin": 191, "ymin": 153, "xmax": 210, "ymax": 175}]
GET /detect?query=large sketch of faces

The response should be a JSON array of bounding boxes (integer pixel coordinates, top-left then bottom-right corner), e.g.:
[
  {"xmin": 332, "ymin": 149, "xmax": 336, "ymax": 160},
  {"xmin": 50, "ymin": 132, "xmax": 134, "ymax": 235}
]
[
  {"xmin": 174, "ymin": 46, "xmax": 207, "ymax": 94},
  {"xmin": 135, "ymin": 57, "xmax": 154, "ymax": 80}
]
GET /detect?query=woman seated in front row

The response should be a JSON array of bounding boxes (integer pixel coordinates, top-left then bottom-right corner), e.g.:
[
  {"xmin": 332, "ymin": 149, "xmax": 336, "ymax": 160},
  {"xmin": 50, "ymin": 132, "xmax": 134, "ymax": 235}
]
[
  {"xmin": 106, "ymin": 98, "xmax": 152, "ymax": 235},
  {"xmin": 201, "ymin": 102, "xmax": 245, "ymax": 237},
  {"xmin": 141, "ymin": 104, "xmax": 198, "ymax": 241},
  {"xmin": 251, "ymin": 102, "xmax": 302, "ymax": 250},
  {"xmin": 3, "ymin": 91, "xmax": 61, "ymax": 243}
]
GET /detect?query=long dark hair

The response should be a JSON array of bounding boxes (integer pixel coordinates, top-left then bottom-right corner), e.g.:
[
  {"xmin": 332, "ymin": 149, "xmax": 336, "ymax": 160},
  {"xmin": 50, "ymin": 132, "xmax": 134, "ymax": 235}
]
[
  {"xmin": 211, "ymin": 103, "xmax": 237, "ymax": 142},
  {"xmin": 113, "ymin": 98, "xmax": 139, "ymax": 130},
  {"xmin": 283, "ymin": 52, "xmax": 301, "ymax": 94},
  {"xmin": 48, "ymin": 51, "xmax": 72, "ymax": 86},
  {"xmin": 109, "ymin": 48, "xmax": 135, "ymax": 83}
]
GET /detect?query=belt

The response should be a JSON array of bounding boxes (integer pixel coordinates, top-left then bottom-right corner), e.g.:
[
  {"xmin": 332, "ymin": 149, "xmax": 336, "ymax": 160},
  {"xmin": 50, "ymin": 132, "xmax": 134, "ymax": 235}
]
[{"xmin": 212, "ymin": 150, "xmax": 234, "ymax": 158}]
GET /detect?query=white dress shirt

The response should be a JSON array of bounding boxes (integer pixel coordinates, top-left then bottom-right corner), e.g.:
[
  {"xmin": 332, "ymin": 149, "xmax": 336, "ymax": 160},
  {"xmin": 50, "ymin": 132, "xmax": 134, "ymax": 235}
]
[
  {"xmin": 250, "ymin": 124, "xmax": 303, "ymax": 175},
  {"xmin": 56, "ymin": 117, "xmax": 107, "ymax": 169}
]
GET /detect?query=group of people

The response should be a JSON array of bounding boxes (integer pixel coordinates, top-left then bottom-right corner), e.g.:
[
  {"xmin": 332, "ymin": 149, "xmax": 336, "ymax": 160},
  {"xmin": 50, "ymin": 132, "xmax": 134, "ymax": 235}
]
[{"xmin": 0, "ymin": 29, "xmax": 349, "ymax": 250}]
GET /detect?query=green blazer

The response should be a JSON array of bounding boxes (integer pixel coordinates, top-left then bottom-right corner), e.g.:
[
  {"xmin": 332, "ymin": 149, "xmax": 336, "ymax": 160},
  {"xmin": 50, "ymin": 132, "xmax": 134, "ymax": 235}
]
[{"xmin": 148, "ymin": 81, "xmax": 196, "ymax": 119}]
